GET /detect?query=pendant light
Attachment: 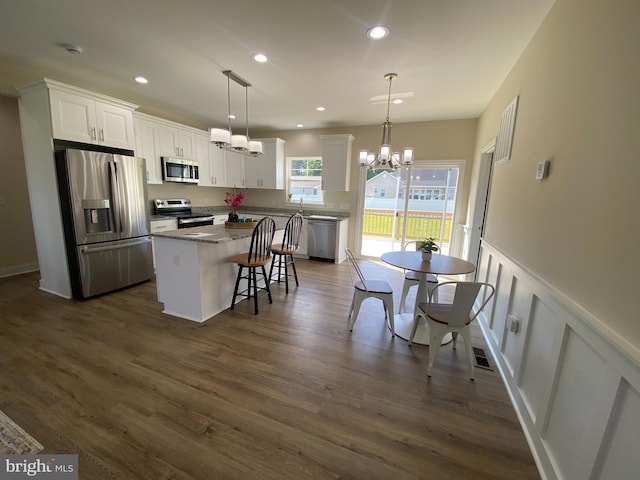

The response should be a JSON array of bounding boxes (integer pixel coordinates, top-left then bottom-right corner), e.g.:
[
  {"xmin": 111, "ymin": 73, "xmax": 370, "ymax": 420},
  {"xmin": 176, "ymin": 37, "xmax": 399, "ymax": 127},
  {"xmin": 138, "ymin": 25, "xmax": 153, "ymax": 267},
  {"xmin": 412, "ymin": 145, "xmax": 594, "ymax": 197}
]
[
  {"xmin": 359, "ymin": 73, "xmax": 413, "ymax": 169},
  {"xmin": 210, "ymin": 70, "xmax": 262, "ymax": 156}
]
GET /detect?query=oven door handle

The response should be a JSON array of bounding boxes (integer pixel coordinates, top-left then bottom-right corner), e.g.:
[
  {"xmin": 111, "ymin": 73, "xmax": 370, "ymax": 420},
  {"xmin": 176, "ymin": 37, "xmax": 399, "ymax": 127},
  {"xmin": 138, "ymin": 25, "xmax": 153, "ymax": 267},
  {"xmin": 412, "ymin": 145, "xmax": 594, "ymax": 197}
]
[{"xmin": 179, "ymin": 216, "xmax": 214, "ymax": 225}]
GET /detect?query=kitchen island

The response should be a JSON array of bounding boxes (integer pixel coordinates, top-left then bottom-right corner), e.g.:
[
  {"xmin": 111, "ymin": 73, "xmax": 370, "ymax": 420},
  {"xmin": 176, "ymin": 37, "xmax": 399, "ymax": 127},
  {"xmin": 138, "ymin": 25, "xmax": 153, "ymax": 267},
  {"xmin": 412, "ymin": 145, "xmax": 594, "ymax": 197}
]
[{"xmin": 152, "ymin": 224, "xmax": 281, "ymax": 322}]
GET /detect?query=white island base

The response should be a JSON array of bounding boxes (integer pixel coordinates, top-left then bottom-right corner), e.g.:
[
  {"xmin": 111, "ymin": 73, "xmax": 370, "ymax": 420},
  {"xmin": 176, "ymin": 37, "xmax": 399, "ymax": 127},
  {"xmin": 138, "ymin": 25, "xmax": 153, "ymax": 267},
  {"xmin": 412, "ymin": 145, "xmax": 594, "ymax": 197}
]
[{"xmin": 153, "ymin": 226, "xmax": 262, "ymax": 322}]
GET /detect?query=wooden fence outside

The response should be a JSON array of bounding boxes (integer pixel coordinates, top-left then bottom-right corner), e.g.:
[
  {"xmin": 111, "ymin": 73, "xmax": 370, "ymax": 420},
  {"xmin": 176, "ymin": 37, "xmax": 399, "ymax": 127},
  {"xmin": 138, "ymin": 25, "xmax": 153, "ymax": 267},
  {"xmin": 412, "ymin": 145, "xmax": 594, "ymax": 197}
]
[{"xmin": 362, "ymin": 209, "xmax": 453, "ymax": 242}]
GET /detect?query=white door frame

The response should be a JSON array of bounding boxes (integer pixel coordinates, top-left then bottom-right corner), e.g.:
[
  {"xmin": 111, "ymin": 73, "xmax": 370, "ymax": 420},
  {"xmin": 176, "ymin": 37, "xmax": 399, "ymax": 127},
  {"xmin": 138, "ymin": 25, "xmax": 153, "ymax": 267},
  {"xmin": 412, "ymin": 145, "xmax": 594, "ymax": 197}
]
[{"xmin": 466, "ymin": 138, "xmax": 496, "ymax": 267}]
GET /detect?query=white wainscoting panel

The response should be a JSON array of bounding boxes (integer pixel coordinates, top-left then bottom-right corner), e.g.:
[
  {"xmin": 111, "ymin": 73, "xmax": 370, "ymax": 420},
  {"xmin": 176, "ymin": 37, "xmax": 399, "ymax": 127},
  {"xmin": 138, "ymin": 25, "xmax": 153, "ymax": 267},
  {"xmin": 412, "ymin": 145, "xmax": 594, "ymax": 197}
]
[
  {"xmin": 475, "ymin": 240, "xmax": 640, "ymax": 480},
  {"xmin": 518, "ymin": 294, "xmax": 562, "ymax": 425},
  {"xmin": 592, "ymin": 380, "xmax": 640, "ymax": 479}
]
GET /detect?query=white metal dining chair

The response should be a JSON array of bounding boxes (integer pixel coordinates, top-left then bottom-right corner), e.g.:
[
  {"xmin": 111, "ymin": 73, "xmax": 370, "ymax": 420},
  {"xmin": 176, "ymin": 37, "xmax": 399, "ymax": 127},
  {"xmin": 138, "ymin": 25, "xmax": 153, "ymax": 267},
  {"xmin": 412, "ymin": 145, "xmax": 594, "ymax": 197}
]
[
  {"xmin": 344, "ymin": 248, "xmax": 395, "ymax": 337},
  {"xmin": 409, "ymin": 281, "xmax": 495, "ymax": 380},
  {"xmin": 399, "ymin": 240, "xmax": 440, "ymax": 312}
]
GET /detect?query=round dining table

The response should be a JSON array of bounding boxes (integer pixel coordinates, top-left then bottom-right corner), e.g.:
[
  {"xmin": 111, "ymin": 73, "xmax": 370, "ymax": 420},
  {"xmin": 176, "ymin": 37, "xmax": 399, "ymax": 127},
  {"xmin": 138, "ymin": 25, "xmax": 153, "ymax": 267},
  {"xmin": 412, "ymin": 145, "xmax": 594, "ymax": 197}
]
[{"xmin": 380, "ymin": 251, "xmax": 476, "ymax": 345}]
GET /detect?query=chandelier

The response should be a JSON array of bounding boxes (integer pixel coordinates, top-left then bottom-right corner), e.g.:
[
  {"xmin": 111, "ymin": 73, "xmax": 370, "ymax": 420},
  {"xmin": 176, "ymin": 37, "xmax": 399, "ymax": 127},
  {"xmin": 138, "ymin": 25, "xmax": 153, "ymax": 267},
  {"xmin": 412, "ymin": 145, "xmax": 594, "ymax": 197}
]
[
  {"xmin": 359, "ymin": 73, "xmax": 413, "ymax": 169},
  {"xmin": 210, "ymin": 70, "xmax": 263, "ymax": 156}
]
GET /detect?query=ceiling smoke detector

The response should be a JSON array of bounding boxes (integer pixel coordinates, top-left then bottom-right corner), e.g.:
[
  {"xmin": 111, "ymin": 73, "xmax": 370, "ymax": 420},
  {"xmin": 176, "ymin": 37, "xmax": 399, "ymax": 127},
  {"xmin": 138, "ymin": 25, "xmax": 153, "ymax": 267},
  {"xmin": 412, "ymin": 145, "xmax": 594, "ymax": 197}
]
[{"xmin": 63, "ymin": 44, "xmax": 82, "ymax": 55}]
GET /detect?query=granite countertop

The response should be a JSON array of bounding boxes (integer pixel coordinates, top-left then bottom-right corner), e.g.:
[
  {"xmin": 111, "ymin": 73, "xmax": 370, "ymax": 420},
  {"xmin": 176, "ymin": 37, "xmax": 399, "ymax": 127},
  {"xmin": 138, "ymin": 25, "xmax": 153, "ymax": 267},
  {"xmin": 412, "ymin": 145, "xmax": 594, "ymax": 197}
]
[
  {"xmin": 151, "ymin": 224, "xmax": 256, "ymax": 244},
  {"xmin": 192, "ymin": 206, "xmax": 350, "ymax": 220}
]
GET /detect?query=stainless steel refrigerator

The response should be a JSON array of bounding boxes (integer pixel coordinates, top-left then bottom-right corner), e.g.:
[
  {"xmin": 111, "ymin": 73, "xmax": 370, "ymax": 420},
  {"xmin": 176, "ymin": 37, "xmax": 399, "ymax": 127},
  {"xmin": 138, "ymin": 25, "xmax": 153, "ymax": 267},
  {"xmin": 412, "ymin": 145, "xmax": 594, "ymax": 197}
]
[{"xmin": 56, "ymin": 148, "xmax": 153, "ymax": 298}]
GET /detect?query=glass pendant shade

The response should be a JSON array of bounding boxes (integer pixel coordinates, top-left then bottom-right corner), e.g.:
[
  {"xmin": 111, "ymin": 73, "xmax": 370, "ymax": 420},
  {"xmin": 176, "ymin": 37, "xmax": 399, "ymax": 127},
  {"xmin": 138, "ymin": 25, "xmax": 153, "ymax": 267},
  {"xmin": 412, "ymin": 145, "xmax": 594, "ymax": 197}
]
[
  {"xmin": 248, "ymin": 140, "xmax": 263, "ymax": 155},
  {"xmin": 379, "ymin": 145, "xmax": 391, "ymax": 163},
  {"xmin": 402, "ymin": 147, "xmax": 414, "ymax": 164},
  {"xmin": 231, "ymin": 134, "xmax": 248, "ymax": 151},
  {"xmin": 210, "ymin": 128, "xmax": 231, "ymax": 146}
]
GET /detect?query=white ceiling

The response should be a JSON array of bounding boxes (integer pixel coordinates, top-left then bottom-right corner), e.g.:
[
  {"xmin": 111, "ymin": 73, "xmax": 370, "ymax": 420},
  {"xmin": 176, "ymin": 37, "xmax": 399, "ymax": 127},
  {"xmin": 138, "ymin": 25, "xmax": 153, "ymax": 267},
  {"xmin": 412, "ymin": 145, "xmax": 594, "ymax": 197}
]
[{"xmin": 0, "ymin": 0, "xmax": 554, "ymax": 131}]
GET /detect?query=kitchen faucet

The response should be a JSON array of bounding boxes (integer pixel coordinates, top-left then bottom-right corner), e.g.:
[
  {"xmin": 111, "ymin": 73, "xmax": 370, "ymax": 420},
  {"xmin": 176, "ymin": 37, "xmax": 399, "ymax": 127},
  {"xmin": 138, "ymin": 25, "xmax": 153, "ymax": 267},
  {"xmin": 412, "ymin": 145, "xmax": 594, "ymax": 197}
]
[{"xmin": 298, "ymin": 198, "xmax": 304, "ymax": 214}]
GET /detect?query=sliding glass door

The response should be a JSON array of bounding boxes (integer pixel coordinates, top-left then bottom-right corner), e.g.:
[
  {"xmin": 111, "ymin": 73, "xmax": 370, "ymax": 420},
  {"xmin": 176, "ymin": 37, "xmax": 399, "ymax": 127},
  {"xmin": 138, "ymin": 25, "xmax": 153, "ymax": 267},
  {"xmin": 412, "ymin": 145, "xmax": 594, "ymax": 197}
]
[{"xmin": 359, "ymin": 162, "xmax": 461, "ymax": 257}]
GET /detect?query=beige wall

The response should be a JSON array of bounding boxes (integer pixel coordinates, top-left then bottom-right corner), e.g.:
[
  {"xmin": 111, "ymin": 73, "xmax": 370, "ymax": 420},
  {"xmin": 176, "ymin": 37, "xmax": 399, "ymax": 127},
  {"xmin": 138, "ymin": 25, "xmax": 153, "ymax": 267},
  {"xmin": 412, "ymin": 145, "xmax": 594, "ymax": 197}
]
[
  {"xmin": 471, "ymin": 0, "xmax": 640, "ymax": 348},
  {"xmin": 0, "ymin": 95, "xmax": 38, "ymax": 275}
]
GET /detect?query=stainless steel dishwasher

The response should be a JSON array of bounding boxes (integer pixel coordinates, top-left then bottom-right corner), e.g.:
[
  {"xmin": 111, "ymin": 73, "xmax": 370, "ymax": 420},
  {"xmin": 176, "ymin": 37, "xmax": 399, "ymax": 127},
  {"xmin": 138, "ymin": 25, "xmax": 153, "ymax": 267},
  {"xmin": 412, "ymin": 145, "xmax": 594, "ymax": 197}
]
[{"xmin": 307, "ymin": 215, "xmax": 338, "ymax": 261}]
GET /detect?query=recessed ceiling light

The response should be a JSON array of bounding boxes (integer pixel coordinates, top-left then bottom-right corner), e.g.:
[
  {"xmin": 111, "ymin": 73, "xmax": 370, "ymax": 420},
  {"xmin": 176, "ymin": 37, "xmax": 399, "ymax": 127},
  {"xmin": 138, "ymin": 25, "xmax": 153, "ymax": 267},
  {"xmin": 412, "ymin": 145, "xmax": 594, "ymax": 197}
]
[
  {"xmin": 367, "ymin": 25, "xmax": 389, "ymax": 40},
  {"xmin": 316, "ymin": 106, "xmax": 326, "ymax": 112},
  {"xmin": 253, "ymin": 53, "xmax": 268, "ymax": 63},
  {"xmin": 296, "ymin": 124, "xmax": 304, "ymax": 128},
  {"xmin": 228, "ymin": 114, "xmax": 236, "ymax": 119},
  {"xmin": 393, "ymin": 98, "xmax": 403, "ymax": 104},
  {"xmin": 134, "ymin": 76, "xmax": 148, "ymax": 84}
]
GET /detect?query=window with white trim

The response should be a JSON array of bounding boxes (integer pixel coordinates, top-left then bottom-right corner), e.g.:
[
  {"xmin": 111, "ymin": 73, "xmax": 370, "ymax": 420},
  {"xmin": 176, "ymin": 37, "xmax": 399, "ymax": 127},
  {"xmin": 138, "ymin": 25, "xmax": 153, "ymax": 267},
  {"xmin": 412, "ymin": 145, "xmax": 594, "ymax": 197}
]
[{"xmin": 288, "ymin": 157, "xmax": 323, "ymax": 203}]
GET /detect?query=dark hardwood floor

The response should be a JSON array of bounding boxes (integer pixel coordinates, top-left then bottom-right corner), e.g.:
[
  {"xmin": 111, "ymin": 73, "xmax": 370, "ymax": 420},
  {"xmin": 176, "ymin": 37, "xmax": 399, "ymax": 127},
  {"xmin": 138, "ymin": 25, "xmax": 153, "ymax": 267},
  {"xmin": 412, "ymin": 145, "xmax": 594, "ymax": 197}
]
[{"xmin": 0, "ymin": 258, "xmax": 539, "ymax": 479}]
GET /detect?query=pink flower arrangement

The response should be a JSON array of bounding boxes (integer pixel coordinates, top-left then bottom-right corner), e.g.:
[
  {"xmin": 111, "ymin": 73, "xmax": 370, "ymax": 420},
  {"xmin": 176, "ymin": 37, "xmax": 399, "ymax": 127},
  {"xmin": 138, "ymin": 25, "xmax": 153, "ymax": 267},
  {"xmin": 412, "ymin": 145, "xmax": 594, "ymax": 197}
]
[{"xmin": 224, "ymin": 189, "xmax": 246, "ymax": 212}]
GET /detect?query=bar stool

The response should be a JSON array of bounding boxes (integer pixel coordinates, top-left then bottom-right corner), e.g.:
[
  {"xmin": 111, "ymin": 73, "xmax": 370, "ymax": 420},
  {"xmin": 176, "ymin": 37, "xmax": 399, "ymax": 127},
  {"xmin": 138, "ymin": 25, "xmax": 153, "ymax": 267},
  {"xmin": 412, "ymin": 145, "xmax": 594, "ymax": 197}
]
[
  {"xmin": 229, "ymin": 217, "xmax": 276, "ymax": 314},
  {"xmin": 269, "ymin": 213, "xmax": 304, "ymax": 293}
]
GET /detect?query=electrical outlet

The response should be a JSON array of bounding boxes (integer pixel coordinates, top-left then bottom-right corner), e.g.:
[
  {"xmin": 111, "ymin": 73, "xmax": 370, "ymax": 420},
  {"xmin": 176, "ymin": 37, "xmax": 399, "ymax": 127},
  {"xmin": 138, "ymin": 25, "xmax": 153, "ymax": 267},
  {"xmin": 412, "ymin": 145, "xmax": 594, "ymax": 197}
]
[{"xmin": 506, "ymin": 314, "xmax": 520, "ymax": 333}]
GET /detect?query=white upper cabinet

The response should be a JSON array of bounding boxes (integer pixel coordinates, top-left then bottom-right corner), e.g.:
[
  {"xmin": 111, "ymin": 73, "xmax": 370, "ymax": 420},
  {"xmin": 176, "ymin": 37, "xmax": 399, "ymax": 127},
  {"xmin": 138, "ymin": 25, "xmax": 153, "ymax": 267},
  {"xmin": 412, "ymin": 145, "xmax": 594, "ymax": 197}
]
[
  {"xmin": 244, "ymin": 138, "xmax": 285, "ymax": 189},
  {"xmin": 196, "ymin": 133, "xmax": 226, "ymax": 187},
  {"xmin": 155, "ymin": 122, "xmax": 196, "ymax": 159},
  {"xmin": 209, "ymin": 143, "xmax": 227, "ymax": 187},
  {"xmin": 225, "ymin": 150, "xmax": 246, "ymax": 188},
  {"xmin": 49, "ymin": 84, "xmax": 136, "ymax": 150},
  {"xmin": 321, "ymin": 134, "xmax": 354, "ymax": 192},
  {"xmin": 196, "ymin": 133, "xmax": 212, "ymax": 187},
  {"xmin": 133, "ymin": 117, "xmax": 162, "ymax": 184}
]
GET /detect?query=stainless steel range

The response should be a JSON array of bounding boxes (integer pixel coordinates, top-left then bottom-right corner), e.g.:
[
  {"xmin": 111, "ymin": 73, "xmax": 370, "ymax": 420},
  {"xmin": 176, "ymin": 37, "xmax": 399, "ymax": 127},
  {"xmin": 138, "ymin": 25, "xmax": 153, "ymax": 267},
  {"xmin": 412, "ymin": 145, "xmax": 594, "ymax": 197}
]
[{"xmin": 153, "ymin": 198, "xmax": 214, "ymax": 228}]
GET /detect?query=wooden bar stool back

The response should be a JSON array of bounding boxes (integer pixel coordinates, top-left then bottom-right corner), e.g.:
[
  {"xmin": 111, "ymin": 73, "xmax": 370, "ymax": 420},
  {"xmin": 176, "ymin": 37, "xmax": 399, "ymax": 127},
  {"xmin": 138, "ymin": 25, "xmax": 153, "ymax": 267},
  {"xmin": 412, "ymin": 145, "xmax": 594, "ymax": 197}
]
[
  {"xmin": 269, "ymin": 213, "xmax": 304, "ymax": 293},
  {"xmin": 229, "ymin": 216, "xmax": 276, "ymax": 314}
]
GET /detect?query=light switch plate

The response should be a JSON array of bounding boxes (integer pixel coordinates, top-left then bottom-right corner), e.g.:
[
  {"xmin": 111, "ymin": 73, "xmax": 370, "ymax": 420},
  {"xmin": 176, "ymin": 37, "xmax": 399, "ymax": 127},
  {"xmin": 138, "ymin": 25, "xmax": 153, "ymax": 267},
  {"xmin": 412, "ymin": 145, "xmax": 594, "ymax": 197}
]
[{"xmin": 536, "ymin": 160, "xmax": 550, "ymax": 180}]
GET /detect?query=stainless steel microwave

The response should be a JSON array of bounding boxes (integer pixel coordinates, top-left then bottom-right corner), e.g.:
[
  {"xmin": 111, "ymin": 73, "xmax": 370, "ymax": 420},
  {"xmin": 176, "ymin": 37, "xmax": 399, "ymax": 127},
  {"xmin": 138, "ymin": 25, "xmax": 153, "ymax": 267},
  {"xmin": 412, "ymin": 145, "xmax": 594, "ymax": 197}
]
[{"xmin": 161, "ymin": 157, "xmax": 199, "ymax": 184}]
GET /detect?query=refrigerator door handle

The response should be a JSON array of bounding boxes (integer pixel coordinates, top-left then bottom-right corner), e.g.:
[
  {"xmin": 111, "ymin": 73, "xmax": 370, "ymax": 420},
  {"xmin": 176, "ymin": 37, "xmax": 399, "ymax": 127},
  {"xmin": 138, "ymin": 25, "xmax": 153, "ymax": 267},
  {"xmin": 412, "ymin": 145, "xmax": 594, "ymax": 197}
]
[
  {"xmin": 80, "ymin": 237, "xmax": 151, "ymax": 254},
  {"xmin": 108, "ymin": 160, "xmax": 122, "ymax": 234}
]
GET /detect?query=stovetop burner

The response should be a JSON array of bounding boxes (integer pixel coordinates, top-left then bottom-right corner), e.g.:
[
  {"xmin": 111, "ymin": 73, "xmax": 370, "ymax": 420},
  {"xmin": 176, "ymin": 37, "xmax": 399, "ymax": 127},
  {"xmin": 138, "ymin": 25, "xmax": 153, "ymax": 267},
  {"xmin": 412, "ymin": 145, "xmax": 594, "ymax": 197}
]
[
  {"xmin": 153, "ymin": 198, "xmax": 214, "ymax": 228},
  {"xmin": 153, "ymin": 198, "xmax": 193, "ymax": 215}
]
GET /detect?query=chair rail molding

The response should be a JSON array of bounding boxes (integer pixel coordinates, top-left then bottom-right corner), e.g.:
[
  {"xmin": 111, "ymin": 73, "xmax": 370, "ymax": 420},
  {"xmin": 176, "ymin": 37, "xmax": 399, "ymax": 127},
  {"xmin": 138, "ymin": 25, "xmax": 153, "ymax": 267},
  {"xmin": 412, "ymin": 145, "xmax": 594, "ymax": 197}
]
[{"xmin": 475, "ymin": 239, "xmax": 639, "ymax": 480}]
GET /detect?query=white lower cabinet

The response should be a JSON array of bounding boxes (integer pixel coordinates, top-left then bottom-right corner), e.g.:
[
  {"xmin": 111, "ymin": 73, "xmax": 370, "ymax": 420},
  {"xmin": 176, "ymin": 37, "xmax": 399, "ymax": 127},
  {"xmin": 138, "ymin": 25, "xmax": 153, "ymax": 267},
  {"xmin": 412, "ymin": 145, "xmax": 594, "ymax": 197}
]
[
  {"xmin": 297, "ymin": 219, "xmax": 308, "ymax": 257},
  {"xmin": 150, "ymin": 218, "xmax": 178, "ymax": 270}
]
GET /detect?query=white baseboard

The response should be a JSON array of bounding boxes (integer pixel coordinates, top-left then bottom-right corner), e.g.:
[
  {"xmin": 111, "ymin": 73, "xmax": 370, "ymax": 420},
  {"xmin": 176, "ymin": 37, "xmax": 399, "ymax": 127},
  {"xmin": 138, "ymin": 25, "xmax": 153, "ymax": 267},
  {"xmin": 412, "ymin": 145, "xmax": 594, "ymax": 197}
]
[{"xmin": 0, "ymin": 262, "xmax": 39, "ymax": 279}]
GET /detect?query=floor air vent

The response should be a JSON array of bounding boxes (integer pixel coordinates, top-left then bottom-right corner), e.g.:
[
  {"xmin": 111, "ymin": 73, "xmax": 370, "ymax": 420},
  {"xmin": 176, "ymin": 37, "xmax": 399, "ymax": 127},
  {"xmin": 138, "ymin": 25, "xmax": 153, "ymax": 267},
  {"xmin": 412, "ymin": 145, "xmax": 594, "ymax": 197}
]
[{"xmin": 473, "ymin": 347, "xmax": 493, "ymax": 370}]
